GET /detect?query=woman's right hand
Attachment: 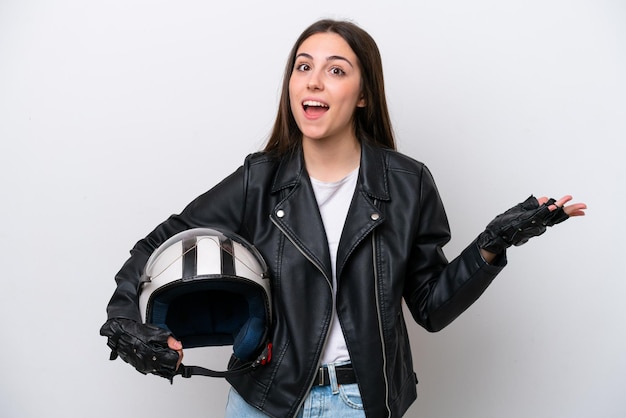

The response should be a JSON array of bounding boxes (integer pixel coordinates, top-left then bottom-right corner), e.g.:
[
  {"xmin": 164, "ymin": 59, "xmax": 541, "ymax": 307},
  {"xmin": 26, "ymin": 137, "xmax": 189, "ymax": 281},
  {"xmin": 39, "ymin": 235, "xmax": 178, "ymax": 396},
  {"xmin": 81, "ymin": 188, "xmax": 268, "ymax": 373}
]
[{"xmin": 100, "ymin": 318, "xmax": 182, "ymax": 381}]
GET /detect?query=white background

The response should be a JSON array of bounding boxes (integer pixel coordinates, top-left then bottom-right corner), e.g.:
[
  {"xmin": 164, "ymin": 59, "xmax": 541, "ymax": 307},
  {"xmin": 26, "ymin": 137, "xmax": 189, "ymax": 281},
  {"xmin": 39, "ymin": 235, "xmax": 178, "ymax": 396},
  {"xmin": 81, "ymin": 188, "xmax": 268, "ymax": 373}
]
[{"xmin": 1, "ymin": 1, "xmax": 624, "ymax": 417}]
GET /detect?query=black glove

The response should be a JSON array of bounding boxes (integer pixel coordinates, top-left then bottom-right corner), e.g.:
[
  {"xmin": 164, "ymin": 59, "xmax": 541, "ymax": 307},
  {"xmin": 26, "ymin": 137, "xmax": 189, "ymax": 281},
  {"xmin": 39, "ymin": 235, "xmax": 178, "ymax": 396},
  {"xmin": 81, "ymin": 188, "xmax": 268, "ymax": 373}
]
[
  {"xmin": 478, "ymin": 195, "xmax": 569, "ymax": 254},
  {"xmin": 99, "ymin": 318, "xmax": 180, "ymax": 381}
]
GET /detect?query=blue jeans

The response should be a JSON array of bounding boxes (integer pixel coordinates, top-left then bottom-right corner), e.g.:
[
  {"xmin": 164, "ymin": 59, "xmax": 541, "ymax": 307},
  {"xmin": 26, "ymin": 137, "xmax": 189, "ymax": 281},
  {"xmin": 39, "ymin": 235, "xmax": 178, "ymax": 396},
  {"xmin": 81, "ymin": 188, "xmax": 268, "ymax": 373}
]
[{"xmin": 225, "ymin": 362, "xmax": 365, "ymax": 418}]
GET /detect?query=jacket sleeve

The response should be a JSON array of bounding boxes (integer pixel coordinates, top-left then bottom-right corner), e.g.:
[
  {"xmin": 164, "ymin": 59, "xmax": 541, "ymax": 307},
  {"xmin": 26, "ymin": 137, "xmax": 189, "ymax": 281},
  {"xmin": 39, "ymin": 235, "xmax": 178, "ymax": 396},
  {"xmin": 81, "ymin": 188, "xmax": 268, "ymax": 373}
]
[
  {"xmin": 105, "ymin": 163, "xmax": 249, "ymax": 321},
  {"xmin": 403, "ymin": 165, "xmax": 506, "ymax": 332}
]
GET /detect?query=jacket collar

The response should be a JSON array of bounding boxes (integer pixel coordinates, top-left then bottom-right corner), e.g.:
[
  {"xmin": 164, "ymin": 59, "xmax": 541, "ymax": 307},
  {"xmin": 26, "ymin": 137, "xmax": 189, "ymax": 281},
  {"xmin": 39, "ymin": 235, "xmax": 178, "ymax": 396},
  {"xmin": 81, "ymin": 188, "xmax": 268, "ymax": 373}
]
[{"xmin": 271, "ymin": 140, "xmax": 390, "ymax": 202}]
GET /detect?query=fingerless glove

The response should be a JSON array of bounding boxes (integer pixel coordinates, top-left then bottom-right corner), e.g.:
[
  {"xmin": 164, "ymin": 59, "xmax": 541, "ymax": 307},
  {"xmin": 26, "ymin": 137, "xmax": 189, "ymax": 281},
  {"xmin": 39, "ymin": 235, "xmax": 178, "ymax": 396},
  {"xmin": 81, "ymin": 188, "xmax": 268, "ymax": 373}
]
[
  {"xmin": 478, "ymin": 195, "xmax": 569, "ymax": 254},
  {"xmin": 100, "ymin": 318, "xmax": 180, "ymax": 381}
]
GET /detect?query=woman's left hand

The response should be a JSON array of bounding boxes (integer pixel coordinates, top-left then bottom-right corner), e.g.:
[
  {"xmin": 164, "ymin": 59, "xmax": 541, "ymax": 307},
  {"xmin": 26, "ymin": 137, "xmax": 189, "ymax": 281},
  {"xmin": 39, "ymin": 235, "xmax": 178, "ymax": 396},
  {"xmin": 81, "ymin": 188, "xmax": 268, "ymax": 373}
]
[{"xmin": 478, "ymin": 194, "xmax": 587, "ymax": 263}]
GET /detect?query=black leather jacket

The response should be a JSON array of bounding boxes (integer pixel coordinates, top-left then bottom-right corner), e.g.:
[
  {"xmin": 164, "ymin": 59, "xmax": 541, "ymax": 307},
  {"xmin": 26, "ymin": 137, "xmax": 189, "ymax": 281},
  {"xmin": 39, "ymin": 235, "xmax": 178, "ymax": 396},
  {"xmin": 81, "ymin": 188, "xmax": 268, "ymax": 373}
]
[{"xmin": 105, "ymin": 142, "xmax": 506, "ymax": 417}]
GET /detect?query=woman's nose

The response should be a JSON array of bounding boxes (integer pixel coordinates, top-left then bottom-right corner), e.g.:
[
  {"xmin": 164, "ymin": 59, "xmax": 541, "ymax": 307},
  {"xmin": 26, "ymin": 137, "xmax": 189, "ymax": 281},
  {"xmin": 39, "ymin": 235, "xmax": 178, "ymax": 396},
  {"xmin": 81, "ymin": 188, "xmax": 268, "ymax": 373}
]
[{"xmin": 306, "ymin": 71, "xmax": 323, "ymax": 91}]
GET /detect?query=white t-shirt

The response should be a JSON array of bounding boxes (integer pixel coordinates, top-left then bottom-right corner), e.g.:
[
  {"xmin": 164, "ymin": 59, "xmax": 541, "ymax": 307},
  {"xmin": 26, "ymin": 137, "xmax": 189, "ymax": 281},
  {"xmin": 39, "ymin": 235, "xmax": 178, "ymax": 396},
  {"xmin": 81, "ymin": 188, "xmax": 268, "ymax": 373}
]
[{"xmin": 310, "ymin": 167, "xmax": 359, "ymax": 365}]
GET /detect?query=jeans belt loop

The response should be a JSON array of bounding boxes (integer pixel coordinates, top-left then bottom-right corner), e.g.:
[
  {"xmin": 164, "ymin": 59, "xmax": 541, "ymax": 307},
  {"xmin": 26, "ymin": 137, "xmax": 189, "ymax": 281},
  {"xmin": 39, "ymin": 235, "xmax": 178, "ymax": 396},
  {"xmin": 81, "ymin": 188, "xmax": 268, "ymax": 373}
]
[{"xmin": 327, "ymin": 363, "xmax": 339, "ymax": 394}]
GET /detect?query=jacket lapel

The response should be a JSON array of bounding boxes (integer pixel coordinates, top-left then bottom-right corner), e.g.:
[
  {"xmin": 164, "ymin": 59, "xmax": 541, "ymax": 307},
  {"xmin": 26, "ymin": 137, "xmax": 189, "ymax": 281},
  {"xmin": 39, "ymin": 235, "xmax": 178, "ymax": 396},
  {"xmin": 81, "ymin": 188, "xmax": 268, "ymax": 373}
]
[
  {"xmin": 270, "ymin": 150, "xmax": 333, "ymax": 282},
  {"xmin": 336, "ymin": 142, "xmax": 389, "ymax": 279}
]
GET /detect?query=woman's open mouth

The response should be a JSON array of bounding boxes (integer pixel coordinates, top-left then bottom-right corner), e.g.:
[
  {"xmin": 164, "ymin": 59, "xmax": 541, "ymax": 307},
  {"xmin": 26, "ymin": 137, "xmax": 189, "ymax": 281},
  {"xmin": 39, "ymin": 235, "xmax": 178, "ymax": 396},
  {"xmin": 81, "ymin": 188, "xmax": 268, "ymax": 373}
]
[{"xmin": 303, "ymin": 100, "xmax": 329, "ymax": 117}]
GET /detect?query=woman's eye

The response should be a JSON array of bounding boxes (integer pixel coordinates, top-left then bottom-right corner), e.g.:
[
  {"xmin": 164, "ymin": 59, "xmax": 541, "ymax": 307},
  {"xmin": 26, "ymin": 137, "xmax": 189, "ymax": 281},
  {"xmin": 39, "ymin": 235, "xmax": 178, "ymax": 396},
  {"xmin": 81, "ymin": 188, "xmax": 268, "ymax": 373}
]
[
  {"xmin": 329, "ymin": 67, "xmax": 345, "ymax": 76},
  {"xmin": 296, "ymin": 63, "xmax": 310, "ymax": 71}
]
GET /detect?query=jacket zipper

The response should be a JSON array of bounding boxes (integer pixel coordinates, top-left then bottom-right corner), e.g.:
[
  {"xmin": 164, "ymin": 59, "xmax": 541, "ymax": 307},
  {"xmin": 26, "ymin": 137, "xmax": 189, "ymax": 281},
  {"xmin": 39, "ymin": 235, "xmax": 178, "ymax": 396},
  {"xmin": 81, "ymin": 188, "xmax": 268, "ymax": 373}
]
[
  {"xmin": 372, "ymin": 228, "xmax": 392, "ymax": 417},
  {"xmin": 270, "ymin": 216, "xmax": 335, "ymax": 416}
]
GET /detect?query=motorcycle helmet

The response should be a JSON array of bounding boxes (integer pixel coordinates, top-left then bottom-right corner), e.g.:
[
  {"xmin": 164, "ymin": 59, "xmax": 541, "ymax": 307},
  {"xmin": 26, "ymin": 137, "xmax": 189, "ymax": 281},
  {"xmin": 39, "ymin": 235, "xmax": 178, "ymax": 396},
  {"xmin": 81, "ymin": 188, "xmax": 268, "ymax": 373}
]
[{"xmin": 138, "ymin": 228, "xmax": 272, "ymax": 378}]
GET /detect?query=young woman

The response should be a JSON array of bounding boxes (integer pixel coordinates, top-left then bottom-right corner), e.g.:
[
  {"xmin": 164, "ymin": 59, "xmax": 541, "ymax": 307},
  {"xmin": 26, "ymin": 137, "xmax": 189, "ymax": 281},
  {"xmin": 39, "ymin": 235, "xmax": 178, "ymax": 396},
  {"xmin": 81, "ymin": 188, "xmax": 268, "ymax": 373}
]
[{"xmin": 101, "ymin": 19, "xmax": 586, "ymax": 418}]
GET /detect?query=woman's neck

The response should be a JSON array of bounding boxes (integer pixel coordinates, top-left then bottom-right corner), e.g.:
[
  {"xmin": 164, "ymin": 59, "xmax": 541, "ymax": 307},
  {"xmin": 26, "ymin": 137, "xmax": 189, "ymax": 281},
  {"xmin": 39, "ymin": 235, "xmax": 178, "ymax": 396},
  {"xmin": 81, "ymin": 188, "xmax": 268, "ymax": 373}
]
[{"xmin": 302, "ymin": 135, "xmax": 361, "ymax": 182}]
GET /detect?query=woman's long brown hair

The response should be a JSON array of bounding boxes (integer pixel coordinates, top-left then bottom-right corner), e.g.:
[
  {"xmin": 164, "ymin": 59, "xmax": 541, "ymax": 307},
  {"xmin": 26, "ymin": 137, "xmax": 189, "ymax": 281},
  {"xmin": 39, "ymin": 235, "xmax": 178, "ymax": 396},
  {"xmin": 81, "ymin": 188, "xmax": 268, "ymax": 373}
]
[{"xmin": 264, "ymin": 19, "xmax": 396, "ymax": 156}]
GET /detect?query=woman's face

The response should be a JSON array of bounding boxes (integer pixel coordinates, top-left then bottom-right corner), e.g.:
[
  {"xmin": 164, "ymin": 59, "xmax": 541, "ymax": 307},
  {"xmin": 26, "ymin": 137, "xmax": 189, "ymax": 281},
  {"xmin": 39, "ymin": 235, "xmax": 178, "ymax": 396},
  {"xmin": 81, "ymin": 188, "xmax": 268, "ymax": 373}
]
[{"xmin": 289, "ymin": 32, "xmax": 365, "ymax": 145}]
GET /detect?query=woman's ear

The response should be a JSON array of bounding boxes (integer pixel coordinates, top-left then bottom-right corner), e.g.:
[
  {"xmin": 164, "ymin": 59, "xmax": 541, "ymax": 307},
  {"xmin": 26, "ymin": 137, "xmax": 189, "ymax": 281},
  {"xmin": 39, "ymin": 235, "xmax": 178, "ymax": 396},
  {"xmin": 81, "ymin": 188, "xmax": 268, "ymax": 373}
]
[{"xmin": 357, "ymin": 95, "xmax": 366, "ymax": 108}]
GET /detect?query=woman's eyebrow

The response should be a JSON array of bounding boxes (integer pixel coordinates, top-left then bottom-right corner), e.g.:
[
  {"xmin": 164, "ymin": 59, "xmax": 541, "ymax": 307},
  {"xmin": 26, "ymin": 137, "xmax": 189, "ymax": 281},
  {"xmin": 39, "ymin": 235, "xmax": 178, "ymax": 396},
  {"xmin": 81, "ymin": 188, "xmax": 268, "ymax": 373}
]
[
  {"xmin": 295, "ymin": 52, "xmax": 354, "ymax": 68},
  {"xmin": 327, "ymin": 55, "xmax": 354, "ymax": 68}
]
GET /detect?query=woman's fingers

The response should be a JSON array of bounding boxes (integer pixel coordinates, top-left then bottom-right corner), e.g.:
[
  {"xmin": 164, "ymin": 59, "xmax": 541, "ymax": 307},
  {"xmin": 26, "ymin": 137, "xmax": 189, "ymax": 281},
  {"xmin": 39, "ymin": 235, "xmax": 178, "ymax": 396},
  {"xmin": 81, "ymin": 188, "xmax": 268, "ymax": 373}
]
[
  {"xmin": 536, "ymin": 195, "xmax": 586, "ymax": 216},
  {"xmin": 553, "ymin": 195, "xmax": 573, "ymax": 209},
  {"xmin": 552, "ymin": 195, "xmax": 587, "ymax": 216},
  {"xmin": 564, "ymin": 202, "xmax": 587, "ymax": 217},
  {"xmin": 167, "ymin": 336, "xmax": 184, "ymax": 369}
]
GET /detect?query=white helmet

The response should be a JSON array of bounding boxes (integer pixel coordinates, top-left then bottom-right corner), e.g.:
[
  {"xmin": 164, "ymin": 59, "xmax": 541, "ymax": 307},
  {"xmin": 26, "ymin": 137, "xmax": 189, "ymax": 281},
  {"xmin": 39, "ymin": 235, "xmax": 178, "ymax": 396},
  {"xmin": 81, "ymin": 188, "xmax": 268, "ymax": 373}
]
[{"xmin": 139, "ymin": 228, "xmax": 272, "ymax": 378}]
